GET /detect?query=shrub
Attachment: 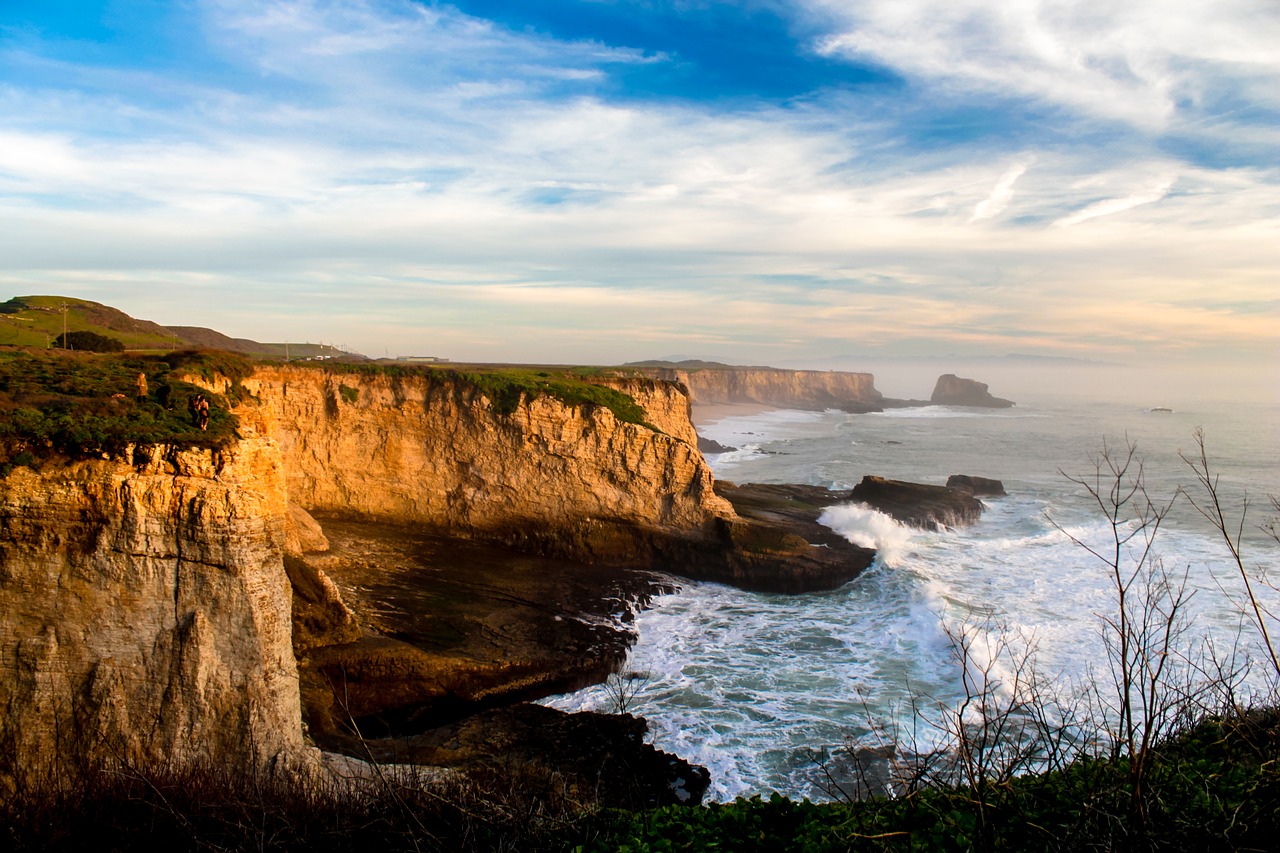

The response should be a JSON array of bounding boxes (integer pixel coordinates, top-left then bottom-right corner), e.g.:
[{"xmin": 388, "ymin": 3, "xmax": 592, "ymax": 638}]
[
  {"xmin": 0, "ymin": 350, "xmax": 240, "ymax": 468},
  {"xmin": 52, "ymin": 330, "xmax": 126, "ymax": 352}
]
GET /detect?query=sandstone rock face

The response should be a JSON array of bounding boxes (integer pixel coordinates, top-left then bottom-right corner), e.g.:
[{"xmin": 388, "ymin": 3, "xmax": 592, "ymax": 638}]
[
  {"xmin": 237, "ymin": 368, "xmax": 735, "ymax": 559},
  {"xmin": 640, "ymin": 367, "xmax": 882, "ymax": 410},
  {"xmin": 592, "ymin": 375, "xmax": 699, "ymax": 446},
  {"xmin": 930, "ymin": 374, "xmax": 1015, "ymax": 408},
  {"xmin": 0, "ymin": 440, "xmax": 305, "ymax": 781}
]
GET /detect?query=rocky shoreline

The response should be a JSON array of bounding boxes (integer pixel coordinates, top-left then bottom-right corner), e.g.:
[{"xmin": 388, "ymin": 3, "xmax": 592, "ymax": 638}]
[{"xmin": 0, "ymin": 354, "xmax": 1016, "ymax": 808}]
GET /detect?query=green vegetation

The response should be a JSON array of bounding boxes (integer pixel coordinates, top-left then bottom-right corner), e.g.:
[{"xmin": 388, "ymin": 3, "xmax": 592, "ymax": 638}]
[
  {"xmin": 2, "ymin": 709, "xmax": 1276, "ymax": 851},
  {"xmin": 338, "ymin": 383, "xmax": 360, "ymax": 404},
  {"xmin": 575, "ymin": 710, "xmax": 1280, "ymax": 849},
  {"xmin": 0, "ymin": 348, "xmax": 250, "ymax": 471},
  {"xmin": 52, "ymin": 330, "xmax": 126, "ymax": 353},
  {"xmin": 314, "ymin": 361, "xmax": 655, "ymax": 427},
  {"xmin": 0, "ymin": 295, "xmax": 181, "ymax": 350}
]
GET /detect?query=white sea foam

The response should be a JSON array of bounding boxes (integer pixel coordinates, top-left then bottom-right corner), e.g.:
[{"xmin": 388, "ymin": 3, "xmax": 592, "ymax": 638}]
[{"xmin": 817, "ymin": 503, "xmax": 917, "ymax": 567}]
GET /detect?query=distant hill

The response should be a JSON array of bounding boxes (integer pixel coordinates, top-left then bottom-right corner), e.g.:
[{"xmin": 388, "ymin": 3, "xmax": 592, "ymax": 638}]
[{"xmin": 0, "ymin": 296, "xmax": 361, "ymax": 360}]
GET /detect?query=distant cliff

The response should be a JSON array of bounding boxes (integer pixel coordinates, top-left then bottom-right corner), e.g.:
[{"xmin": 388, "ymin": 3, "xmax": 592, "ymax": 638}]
[
  {"xmin": 636, "ymin": 364, "xmax": 883, "ymax": 411},
  {"xmin": 0, "ymin": 440, "xmax": 307, "ymax": 781}
]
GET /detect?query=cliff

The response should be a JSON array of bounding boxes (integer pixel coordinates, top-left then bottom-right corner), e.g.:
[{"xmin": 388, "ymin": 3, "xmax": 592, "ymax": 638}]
[
  {"xmin": 0, "ymin": 360, "xmax": 879, "ymax": 785},
  {"xmin": 637, "ymin": 366, "xmax": 883, "ymax": 412},
  {"xmin": 0, "ymin": 439, "xmax": 306, "ymax": 782},
  {"xmin": 235, "ymin": 367, "xmax": 734, "ymax": 561}
]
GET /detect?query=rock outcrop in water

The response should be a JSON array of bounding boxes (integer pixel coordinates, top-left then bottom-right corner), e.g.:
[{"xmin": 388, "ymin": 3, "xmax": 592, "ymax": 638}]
[
  {"xmin": 930, "ymin": 374, "xmax": 1015, "ymax": 408},
  {"xmin": 850, "ymin": 475, "xmax": 984, "ymax": 530},
  {"xmin": 946, "ymin": 474, "xmax": 1007, "ymax": 496}
]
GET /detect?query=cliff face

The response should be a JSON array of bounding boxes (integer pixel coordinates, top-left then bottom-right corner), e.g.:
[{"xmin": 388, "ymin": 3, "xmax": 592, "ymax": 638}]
[
  {"xmin": 237, "ymin": 367, "xmax": 734, "ymax": 559},
  {"xmin": 0, "ymin": 439, "xmax": 305, "ymax": 780},
  {"xmin": 640, "ymin": 367, "xmax": 882, "ymax": 410}
]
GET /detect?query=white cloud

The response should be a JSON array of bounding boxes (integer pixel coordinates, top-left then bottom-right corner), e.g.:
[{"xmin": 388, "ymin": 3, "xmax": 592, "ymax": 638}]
[
  {"xmin": 0, "ymin": 0, "xmax": 1276, "ymax": 366},
  {"xmin": 970, "ymin": 160, "xmax": 1031, "ymax": 222},
  {"xmin": 1052, "ymin": 174, "xmax": 1176, "ymax": 227},
  {"xmin": 808, "ymin": 0, "xmax": 1280, "ymax": 129}
]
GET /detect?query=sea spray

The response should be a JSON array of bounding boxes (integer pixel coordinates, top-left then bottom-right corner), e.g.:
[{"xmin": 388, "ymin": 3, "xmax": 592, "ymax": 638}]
[{"xmin": 817, "ymin": 504, "xmax": 915, "ymax": 567}]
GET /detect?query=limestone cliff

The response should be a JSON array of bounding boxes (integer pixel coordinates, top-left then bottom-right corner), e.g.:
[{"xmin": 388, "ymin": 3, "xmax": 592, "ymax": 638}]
[
  {"xmin": 639, "ymin": 366, "xmax": 882, "ymax": 411},
  {"xmin": 236, "ymin": 367, "xmax": 734, "ymax": 560},
  {"xmin": 0, "ymin": 439, "xmax": 305, "ymax": 781}
]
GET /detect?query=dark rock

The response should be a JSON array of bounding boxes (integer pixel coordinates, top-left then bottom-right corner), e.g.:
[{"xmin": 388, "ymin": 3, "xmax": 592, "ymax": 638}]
[
  {"xmin": 930, "ymin": 374, "xmax": 1014, "ymax": 408},
  {"xmin": 285, "ymin": 555, "xmax": 361, "ymax": 653},
  {"xmin": 946, "ymin": 474, "xmax": 1007, "ymax": 496},
  {"xmin": 699, "ymin": 482, "xmax": 876, "ymax": 593},
  {"xmin": 837, "ymin": 400, "xmax": 885, "ymax": 414},
  {"xmin": 296, "ymin": 518, "xmax": 670, "ymax": 739},
  {"xmin": 697, "ymin": 435, "xmax": 736, "ymax": 454},
  {"xmin": 343, "ymin": 703, "xmax": 710, "ymax": 809},
  {"xmin": 851, "ymin": 476, "xmax": 984, "ymax": 530}
]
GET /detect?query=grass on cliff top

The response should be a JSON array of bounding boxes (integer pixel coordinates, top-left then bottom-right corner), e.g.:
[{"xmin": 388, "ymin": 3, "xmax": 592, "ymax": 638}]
[
  {"xmin": 302, "ymin": 360, "xmax": 656, "ymax": 428},
  {"xmin": 0, "ymin": 347, "xmax": 250, "ymax": 472}
]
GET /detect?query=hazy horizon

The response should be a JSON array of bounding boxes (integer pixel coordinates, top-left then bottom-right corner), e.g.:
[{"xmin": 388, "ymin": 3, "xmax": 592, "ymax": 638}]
[{"xmin": 2, "ymin": 2, "xmax": 1277, "ymax": 385}]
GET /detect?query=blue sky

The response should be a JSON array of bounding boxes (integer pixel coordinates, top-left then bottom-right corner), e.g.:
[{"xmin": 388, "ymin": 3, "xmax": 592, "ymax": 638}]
[{"xmin": 1, "ymin": 0, "xmax": 1277, "ymax": 381}]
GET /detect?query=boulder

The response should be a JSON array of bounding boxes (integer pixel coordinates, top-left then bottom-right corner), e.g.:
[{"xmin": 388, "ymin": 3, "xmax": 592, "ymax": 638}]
[
  {"xmin": 930, "ymin": 374, "xmax": 1014, "ymax": 408},
  {"xmin": 697, "ymin": 435, "xmax": 736, "ymax": 454}
]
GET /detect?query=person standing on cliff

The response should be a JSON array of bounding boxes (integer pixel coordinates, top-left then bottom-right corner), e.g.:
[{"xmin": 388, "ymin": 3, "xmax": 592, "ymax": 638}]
[
  {"xmin": 197, "ymin": 395, "xmax": 210, "ymax": 430},
  {"xmin": 135, "ymin": 372, "xmax": 148, "ymax": 403},
  {"xmin": 189, "ymin": 393, "xmax": 204, "ymax": 427}
]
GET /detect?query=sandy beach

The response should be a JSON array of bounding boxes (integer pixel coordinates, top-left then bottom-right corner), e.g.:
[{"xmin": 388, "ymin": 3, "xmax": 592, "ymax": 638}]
[{"xmin": 691, "ymin": 402, "xmax": 777, "ymax": 427}]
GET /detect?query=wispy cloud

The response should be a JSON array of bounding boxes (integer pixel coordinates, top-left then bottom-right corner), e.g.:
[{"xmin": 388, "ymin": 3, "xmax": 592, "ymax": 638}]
[
  {"xmin": 971, "ymin": 160, "xmax": 1031, "ymax": 222},
  {"xmin": 809, "ymin": 0, "xmax": 1280, "ymax": 130},
  {"xmin": 1052, "ymin": 175, "xmax": 1177, "ymax": 227}
]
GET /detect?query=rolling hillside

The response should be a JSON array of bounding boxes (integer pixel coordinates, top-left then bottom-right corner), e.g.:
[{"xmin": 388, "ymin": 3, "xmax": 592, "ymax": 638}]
[{"xmin": 0, "ymin": 296, "xmax": 357, "ymax": 359}]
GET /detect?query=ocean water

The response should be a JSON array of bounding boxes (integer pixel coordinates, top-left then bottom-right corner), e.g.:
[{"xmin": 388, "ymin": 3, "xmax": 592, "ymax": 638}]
[{"xmin": 545, "ymin": 392, "xmax": 1280, "ymax": 801}]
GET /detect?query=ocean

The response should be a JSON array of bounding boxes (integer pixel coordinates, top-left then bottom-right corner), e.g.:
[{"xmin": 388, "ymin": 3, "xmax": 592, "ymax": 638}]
[{"xmin": 545, "ymin": 388, "xmax": 1280, "ymax": 801}]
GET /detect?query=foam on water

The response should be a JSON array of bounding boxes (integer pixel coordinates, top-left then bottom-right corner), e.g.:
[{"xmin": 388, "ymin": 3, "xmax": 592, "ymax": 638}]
[
  {"xmin": 818, "ymin": 504, "xmax": 916, "ymax": 567},
  {"xmin": 545, "ymin": 396, "xmax": 1280, "ymax": 801}
]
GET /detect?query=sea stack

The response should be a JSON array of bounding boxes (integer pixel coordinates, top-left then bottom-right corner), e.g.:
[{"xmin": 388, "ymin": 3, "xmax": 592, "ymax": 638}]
[{"xmin": 930, "ymin": 374, "xmax": 1015, "ymax": 408}]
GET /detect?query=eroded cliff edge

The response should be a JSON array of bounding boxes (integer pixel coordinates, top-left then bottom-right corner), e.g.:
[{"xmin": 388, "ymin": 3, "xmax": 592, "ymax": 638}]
[
  {"xmin": 236, "ymin": 367, "xmax": 732, "ymax": 560},
  {"xmin": 0, "ymin": 439, "xmax": 306, "ymax": 780}
]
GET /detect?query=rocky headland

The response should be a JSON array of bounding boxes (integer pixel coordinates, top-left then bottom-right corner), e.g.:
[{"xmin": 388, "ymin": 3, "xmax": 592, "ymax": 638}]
[
  {"xmin": 632, "ymin": 361, "xmax": 1015, "ymax": 415},
  {"xmin": 0, "ymin": 358, "xmax": 882, "ymax": 802},
  {"xmin": 0, "ymin": 345, "xmax": 1015, "ymax": 804},
  {"xmin": 634, "ymin": 362, "xmax": 885, "ymax": 412}
]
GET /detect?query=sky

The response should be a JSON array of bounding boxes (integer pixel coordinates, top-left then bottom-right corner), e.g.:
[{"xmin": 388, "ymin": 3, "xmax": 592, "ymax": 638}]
[{"xmin": 1, "ymin": 0, "xmax": 1278, "ymax": 385}]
